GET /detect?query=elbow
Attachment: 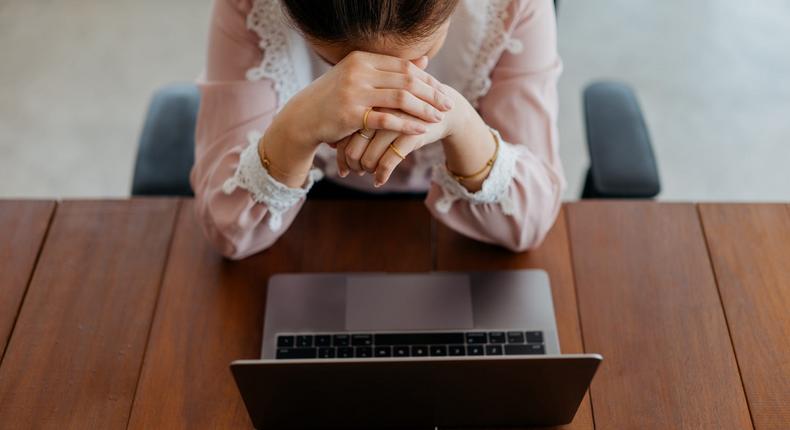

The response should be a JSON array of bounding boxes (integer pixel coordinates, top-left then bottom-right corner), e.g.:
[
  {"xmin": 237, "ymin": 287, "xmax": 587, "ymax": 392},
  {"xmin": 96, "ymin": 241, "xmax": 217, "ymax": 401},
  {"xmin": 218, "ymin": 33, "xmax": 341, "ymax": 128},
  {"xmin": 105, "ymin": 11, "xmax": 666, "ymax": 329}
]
[
  {"xmin": 193, "ymin": 191, "xmax": 277, "ymax": 260},
  {"xmin": 502, "ymin": 222, "xmax": 550, "ymax": 253},
  {"xmin": 502, "ymin": 193, "xmax": 563, "ymax": 253}
]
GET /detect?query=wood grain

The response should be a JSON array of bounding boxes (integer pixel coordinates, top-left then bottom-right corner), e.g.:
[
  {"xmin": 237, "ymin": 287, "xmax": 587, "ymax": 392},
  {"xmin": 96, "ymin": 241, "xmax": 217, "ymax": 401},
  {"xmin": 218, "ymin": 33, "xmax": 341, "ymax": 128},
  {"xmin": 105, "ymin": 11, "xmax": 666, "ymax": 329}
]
[
  {"xmin": 435, "ymin": 207, "xmax": 594, "ymax": 430},
  {"xmin": 126, "ymin": 200, "xmax": 300, "ymax": 429},
  {"xmin": 0, "ymin": 200, "xmax": 54, "ymax": 361},
  {"xmin": 699, "ymin": 204, "xmax": 790, "ymax": 429},
  {"xmin": 0, "ymin": 199, "xmax": 179, "ymax": 429},
  {"xmin": 566, "ymin": 201, "xmax": 753, "ymax": 429},
  {"xmin": 299, "ymin": 200, "xmax": 432, "ymax": 272},
  {"xmin": 128, "ymin": 200, "xmax": 432, "ymax": 428}
]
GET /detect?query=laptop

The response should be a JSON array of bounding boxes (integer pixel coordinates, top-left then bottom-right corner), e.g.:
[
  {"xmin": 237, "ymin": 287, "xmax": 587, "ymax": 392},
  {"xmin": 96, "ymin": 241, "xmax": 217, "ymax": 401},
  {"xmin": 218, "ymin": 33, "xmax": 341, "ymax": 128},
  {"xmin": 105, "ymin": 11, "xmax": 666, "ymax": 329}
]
[{"xmin": 231, "ymin": 270, "xmax": 601, "ymax": 429}]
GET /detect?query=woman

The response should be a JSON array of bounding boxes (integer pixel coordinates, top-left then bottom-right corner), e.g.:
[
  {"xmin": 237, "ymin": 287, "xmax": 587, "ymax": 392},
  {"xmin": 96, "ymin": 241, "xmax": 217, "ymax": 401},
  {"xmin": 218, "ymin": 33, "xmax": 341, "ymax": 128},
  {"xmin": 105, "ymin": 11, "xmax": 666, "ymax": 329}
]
[{"xmin": 193, "ymin": 0, "xmax": 564, "ymax": 259}]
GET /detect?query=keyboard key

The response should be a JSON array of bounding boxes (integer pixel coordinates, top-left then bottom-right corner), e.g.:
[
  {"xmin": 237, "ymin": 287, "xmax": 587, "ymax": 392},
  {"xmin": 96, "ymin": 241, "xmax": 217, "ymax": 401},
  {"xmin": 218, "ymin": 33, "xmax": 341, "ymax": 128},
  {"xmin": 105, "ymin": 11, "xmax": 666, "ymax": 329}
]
[
  {"xmin": 489, "ymin": 331, "xmax": 506, "ymax": 343},
  {"xmin": 485, "ymin": 345, "xmax": 503, "ymax": 355},
  {"xmin": 276, "ymin": 347, "xmax": 317, "ymax": 359},
  {"xmin": 526, "ymin": 331, "xmax": 544, "ymax": 344},
  {"xmin": 449, "ymin": 345, "xmax": 466, "ymax": 356},
  {"xmin": 277, "ymin": 335, "xmax": 294, "ymax": 347},
  {"xmin": 507, "ymin": 331, "xmax": 525, "ymax": 343},
  {"xmin": 466, "ymin": 332, "xmax": 488, "ymax": 344},
  {"xmin": 411, "ymin": 345, "xmax": 428, "ymax": 357},
  {"xmin": 430, "ymin": 345, "xmax": 448, "ymax": 356},
  {"xmin": 337, "ymin": 347, "xmax": 354, "ymax": 358},
  {"xmin": 315, "ymin": 335, "xmax": 331, "ymax": 347},
  {"xmin": 505, "ymin": 344, "xmax": 546, "ymax": 355},
  {"xmin": 467, "ymin": 345, "xmax": 484, "ymax": 356},
  {"xmin": 333, "ymin": 334, "xmax": 350, "ymax": 347},
  {"xmin": 318, "ymin": 347, "xmax": 336, "ymax": 358},
  {"xmin": 355, "ymin": 346, "xmax": 373, "ymax": 358},
  {"xmin": 375, "ymin": 332, "xmax": 464, "ymax": 346},
  {"xmin": 296, "ymin": 335, "xmax": 313, "ymax": 347},
  {"xmin": 375, "ymin": 346, "xmax": 392, "ymax": 357},
  {"xmin": 352, "ymin": 334, "xmax": 373, "ymax": 346},
  {"xmin": 393, "ymin": 346, "xmax": 410, "ymax": 357}
]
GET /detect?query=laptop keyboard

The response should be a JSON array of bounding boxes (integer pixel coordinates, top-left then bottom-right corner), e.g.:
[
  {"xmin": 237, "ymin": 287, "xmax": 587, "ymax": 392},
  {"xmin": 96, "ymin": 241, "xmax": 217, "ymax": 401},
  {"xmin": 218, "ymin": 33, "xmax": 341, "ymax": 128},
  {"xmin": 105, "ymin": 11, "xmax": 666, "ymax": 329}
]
[{"xmin": 275, "ymin": 331, "xmax": 546, "ymax": 359}]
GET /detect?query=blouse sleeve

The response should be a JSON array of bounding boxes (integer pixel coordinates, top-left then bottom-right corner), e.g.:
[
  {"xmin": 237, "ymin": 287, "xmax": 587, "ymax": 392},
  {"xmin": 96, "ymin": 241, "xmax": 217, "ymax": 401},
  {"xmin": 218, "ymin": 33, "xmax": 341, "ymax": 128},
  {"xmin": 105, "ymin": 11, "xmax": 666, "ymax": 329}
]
[
  {"xmin": 190, "ymin": 0, "xmax": 320, "ymax": 260},
  {"xmin": 425, "ymin": 0, "xmax": 566, "ymax": 252}
]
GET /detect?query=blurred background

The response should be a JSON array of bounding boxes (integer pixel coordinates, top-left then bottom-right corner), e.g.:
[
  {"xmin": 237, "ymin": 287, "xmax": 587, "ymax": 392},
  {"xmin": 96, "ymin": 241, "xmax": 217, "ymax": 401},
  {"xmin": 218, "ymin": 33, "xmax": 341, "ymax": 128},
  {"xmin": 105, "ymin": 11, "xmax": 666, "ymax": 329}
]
[{"xmin": 1, "ymin": 0, "xmax": 788, "ymax": 200}]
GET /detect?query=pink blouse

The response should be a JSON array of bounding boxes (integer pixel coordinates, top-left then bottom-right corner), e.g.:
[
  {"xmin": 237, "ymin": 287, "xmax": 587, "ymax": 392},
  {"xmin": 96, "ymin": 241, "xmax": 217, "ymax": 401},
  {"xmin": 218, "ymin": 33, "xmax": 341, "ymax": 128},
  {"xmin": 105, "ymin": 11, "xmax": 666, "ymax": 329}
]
[{"xmin": 191, "ymin": 0, "xmax": 565, "ymax": 259}]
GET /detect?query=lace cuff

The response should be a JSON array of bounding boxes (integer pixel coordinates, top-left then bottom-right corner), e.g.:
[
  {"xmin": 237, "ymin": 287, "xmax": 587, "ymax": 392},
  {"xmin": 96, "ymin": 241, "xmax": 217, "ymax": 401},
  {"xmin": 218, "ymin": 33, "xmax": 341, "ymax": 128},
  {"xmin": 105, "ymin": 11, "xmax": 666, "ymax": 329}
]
[
  {"xmin": 432, "ymin": 128, "xmax": 517, "ymax": 216},
  {"xmin": 222, "ymin": 131, "xmax": 323, "ymax": 231}
]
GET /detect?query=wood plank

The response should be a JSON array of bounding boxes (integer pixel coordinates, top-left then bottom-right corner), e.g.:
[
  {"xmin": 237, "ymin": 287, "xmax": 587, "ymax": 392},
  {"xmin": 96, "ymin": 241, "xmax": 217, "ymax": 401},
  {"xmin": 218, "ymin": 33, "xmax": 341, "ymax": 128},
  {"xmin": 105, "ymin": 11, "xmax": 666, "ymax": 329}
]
[
  {"xmin": 300, "ymin": 200, "xmax": 433, "ymax": 272},
  {"xmin": 127, "ymin": 200, "xmax": 304, "ymax": 429},
  {"xmin": 128, "ymin": 200, "xmax": 433, "ymax": 428},
  {"xmin": 699, "ymin": 204, "xmax": 790, "ymax": 429},
  {"xmin": 566, "ymin": 202, "xmax": 753, "ymax": 429},
  {"xmin": 435, "ymin": 207, "xmax": 594, "ymax": 430},
  {"xmin": 0, "ymin": 200, "xmax": 55, "ymax": 361},
  {"xmin": 0, "ymin": 199, "xmax": 179, "ymax": 429}
]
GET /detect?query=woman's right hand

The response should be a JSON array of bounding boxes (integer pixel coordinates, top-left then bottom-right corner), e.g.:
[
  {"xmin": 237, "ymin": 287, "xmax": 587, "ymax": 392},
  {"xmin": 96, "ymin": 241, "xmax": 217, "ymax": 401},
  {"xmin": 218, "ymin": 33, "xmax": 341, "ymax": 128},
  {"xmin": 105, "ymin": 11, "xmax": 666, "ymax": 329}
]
[{"xmin": 260, "ymin": 51, "xmax": 453, "ymax": 187}]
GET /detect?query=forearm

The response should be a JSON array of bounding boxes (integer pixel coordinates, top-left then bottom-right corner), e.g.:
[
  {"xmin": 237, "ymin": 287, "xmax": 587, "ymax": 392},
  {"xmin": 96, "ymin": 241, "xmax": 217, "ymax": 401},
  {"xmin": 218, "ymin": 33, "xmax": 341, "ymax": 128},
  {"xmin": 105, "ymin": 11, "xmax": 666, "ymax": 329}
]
[
  {"xmin": 442, "ymin": 99, "xmax": 497, "ymax": 192},
  {"xmin": 192, "ymin": 125, "xmax": 309, "ymax": 259},
  {"xmin": 259, "ymin": 110, "xmax": 321, "ymax": 188},
  {"xmin": 426, "ymin": 145, "xmax": 565, "ymax": 252}
]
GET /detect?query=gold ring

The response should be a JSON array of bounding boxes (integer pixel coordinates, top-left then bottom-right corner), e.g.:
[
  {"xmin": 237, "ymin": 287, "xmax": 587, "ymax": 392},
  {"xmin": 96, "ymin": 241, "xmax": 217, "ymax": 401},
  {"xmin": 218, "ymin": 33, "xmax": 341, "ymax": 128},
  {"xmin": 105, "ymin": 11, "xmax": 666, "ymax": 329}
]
[
  {"xmin": 388, "ymin": 143, "xmax": 406, "ymax": 160},
  {"xmin": 362, "ymin": 107, "xmax": 373, "ymax": 131},
  {"xmin": 358, "ymin": 130, "xmax": 374, "ymax": 140}
]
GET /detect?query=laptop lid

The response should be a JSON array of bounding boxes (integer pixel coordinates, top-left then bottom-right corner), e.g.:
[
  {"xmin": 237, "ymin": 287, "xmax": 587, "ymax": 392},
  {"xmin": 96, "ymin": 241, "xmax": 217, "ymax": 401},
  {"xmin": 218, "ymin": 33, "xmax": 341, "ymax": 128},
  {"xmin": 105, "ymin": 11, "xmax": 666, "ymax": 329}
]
[{"xmin": 230, "ymin": 354, "xmax": 601, "ymax": 429}]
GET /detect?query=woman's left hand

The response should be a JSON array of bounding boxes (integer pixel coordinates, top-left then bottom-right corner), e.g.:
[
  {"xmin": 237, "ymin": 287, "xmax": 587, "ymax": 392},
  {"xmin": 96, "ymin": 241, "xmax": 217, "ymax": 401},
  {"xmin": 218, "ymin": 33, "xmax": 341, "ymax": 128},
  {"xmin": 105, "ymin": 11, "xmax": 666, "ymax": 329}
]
[{"xmin": 335, "ymin": 85, "xmax": 470, "ymax": 187}]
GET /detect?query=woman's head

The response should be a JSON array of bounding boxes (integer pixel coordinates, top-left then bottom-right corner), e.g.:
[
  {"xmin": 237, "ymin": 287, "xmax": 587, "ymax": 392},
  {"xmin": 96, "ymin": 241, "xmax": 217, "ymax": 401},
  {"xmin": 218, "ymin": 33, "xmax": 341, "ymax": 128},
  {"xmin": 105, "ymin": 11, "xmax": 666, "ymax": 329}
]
[{"xmin": 281, "ymin": 0, "xmax": 458, "ymax": 64}]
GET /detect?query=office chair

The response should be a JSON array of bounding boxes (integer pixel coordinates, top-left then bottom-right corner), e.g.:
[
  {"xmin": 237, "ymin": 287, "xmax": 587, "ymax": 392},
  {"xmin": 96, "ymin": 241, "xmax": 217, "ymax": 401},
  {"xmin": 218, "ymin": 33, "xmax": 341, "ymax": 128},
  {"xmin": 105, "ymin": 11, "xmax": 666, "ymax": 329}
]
[{"xmin": 132, "ymin": 2, "xmax": 660, "ymax": 199}]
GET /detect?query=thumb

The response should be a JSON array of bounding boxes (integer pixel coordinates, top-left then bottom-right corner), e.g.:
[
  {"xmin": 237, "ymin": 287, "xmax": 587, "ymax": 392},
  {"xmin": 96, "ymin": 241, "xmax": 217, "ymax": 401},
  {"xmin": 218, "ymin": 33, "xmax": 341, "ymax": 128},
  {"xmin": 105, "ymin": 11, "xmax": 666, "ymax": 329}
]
[{"xmin": 412, "ymin": 55, "xmax": 429, "ymax": 70}]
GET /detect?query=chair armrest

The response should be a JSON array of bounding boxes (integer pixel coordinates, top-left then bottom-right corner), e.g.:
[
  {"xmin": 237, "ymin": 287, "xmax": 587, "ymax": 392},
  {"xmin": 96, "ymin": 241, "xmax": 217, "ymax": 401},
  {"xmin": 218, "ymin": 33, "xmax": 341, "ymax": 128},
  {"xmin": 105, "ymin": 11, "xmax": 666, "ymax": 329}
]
[
  {"xmin": 582, "ymin": 80, "xmax": 660, "ymax": 198},
  {"xmin": 131, "ymin": 83, "xmax": 199, "ymax": 196}
]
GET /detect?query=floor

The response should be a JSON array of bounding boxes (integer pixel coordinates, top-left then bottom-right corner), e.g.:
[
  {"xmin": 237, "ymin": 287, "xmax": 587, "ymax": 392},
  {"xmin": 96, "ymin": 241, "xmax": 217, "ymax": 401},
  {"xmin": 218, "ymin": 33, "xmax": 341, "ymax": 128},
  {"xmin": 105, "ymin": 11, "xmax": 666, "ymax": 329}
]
[{"xmin": 1, "ymin": 0, "xmax": 788, "ymax": 200}]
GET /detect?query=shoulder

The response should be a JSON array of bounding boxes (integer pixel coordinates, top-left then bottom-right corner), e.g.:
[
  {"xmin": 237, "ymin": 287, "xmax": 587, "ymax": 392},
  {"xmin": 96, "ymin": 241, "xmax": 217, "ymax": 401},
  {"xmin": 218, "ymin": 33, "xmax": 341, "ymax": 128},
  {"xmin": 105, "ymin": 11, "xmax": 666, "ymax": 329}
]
[{"xmin": 220, "ymin": 0, "xmax": 254, "ymax": 15}]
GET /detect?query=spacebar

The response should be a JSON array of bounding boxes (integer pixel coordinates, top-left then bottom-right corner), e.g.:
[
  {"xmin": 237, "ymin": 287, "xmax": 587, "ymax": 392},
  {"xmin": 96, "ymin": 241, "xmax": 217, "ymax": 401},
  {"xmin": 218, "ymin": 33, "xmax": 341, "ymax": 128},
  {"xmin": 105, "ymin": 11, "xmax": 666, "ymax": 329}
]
[
  {"xmin": 374, "ymin": 332, "xmax": 465, "ymax": 346},
  {"xmin": 276, "ymin": 347, "xmax": 317, "ymax": 359}
]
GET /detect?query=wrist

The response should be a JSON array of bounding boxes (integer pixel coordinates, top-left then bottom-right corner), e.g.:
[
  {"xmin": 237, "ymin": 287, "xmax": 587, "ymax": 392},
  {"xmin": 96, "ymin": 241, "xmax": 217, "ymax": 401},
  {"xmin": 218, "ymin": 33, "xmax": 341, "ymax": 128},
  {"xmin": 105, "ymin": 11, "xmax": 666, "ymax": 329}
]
[
  {"xmin": 443, "ymin": 98, "xmax": 481, "ymax": 152},
  {"xmin": 444, "ymin": 92, "xmax": 475, "ymax": 144},
  {"xmin": 259, "ymin": 119, "xmax": 319, "ymax": 188},
  {"xmin": 270, "ymin": 102, "xmax": 318, "ymax": 151}
]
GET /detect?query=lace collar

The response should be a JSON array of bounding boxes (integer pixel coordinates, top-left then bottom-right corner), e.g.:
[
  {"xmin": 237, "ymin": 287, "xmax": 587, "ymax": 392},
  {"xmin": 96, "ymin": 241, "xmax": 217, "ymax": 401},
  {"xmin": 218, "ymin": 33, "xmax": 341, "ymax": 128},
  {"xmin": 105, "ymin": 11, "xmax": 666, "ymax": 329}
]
[{"xmin": 245, "ymin": 0, "xmax": 522, "ymax": 110}]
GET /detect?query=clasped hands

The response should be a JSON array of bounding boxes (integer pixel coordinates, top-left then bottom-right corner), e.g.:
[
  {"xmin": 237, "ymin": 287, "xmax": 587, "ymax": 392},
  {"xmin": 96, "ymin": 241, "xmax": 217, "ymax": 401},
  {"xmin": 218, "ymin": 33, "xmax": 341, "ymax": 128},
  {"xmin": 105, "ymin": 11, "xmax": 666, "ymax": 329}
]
[{"xmin": 260, "ymin": 50, "xmax": 471, "ymax": 189}]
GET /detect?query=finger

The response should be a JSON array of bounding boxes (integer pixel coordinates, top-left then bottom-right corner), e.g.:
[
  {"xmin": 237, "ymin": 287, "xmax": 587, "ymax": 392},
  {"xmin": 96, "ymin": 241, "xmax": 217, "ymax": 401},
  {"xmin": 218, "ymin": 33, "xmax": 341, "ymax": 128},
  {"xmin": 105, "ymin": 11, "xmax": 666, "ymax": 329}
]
[
  {"xmin": 360, "ymin": 129, "xmax": 400, "ymax": 173},
  {"xmin": 371, "ymin": 71, "xmax": 453, "ymax": 111},
  {"xmin": 344, "ymin": 130, "xmax": 375, "ymax": 174},
  {"xmin": 369, "ymin": 54, "xmax": 448, "ymax": 95},
  {"xmin": 374, "ymin": 136, "xmax": 419, "ymax": 187},
  {"xmin": 334, "ymin": 136, "xmax": 352, "ymax": 177},
  {"xmin": 364, "ymin": 110, "xmax": 427, "ymax": 135},
  {"xmin": 369, "ymin": 89, "xmax": 444, "ymax": 123}
]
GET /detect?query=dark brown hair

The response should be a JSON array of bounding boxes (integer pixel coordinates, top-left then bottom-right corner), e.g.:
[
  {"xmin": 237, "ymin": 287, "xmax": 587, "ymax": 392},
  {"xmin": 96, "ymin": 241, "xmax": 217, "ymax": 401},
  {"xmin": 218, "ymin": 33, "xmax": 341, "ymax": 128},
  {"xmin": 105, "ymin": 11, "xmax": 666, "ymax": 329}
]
[{"xmin": 280, "ymin": 0, "xmax": 459, "ymax": 44}]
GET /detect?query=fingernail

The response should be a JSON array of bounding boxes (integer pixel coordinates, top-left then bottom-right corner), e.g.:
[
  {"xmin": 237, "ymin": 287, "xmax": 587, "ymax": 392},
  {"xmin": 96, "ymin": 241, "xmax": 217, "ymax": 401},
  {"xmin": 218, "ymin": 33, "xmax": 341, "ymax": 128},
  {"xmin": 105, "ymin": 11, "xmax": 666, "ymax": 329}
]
[
  {"xmin": 357, "ymin": 171, "xmax": 365, "ymax": 176},
  {"xmin": 443, "ymin": 97, "xmax": 454, "ymax": 109},
  {"xmin": 339, "ymin": 170, "xmax": 348, "ymax": 178},
  {"xmin": 374, "ymin": 181, "xmax": 383, "ymax": 188},
  {"xmin": 434, "ymin": 111, "xmax": 444, "ymax": 121},
  {"xmin": 411, "ymin": 124, "xmax": 427, "ymax": 134}
]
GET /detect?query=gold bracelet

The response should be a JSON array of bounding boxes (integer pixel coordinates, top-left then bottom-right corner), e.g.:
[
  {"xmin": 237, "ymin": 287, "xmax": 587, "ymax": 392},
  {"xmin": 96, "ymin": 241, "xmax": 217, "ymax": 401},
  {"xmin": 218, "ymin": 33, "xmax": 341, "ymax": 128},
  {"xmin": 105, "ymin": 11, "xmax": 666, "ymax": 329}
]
[
  {"xmin": 446, "ymin": 129, "xmax": 500, "ymax": 182},
  {"xmin": 257, "ymin": 135, "xmax": 312, "ymax": 179}
]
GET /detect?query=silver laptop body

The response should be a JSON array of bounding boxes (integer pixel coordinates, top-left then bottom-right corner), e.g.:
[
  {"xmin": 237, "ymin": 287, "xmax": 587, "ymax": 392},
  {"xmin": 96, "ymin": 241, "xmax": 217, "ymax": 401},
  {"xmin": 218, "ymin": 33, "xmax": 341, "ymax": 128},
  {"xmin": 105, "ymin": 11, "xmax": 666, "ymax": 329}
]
[
  {"xmin": 231, "ymin": 270, "xmax": 601, "ymax": 428},
  {"xmin": 261, "ymin": 270, "xmax": 561, "ymax": 358}
]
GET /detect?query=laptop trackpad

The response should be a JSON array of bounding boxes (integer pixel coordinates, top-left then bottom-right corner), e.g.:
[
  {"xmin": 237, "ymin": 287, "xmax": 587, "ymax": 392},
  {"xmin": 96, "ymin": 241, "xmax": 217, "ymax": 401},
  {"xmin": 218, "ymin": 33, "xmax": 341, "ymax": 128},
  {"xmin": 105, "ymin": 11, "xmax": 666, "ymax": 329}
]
[{"xmin": 345, "ymin": 274, "xmax": 474, "ymax": 331}]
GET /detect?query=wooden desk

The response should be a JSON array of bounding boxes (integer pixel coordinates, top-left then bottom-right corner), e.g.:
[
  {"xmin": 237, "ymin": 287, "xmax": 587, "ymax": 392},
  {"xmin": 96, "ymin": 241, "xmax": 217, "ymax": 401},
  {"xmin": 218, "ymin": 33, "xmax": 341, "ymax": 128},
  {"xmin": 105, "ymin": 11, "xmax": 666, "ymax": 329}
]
[{"xmin": 0, "ymin": 199, "xmax": 787, "ymax": 429}]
